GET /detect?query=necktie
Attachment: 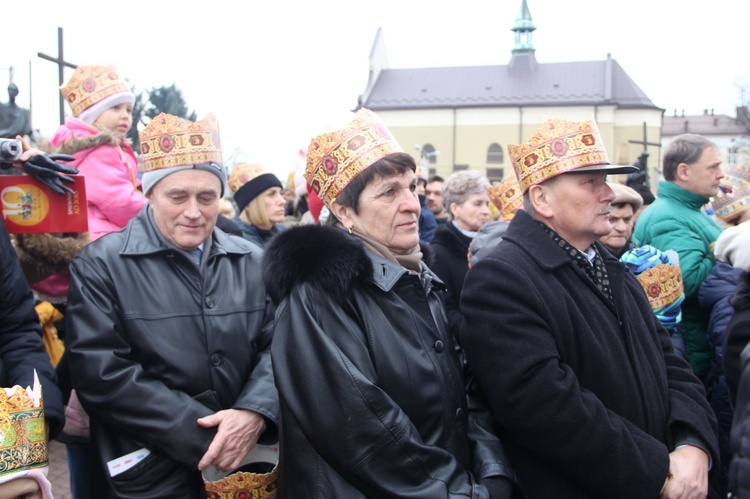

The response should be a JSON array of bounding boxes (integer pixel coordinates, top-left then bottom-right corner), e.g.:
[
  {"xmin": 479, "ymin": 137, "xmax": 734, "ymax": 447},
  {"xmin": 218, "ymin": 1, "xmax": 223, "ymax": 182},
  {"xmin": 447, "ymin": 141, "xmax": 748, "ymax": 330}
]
[{"xmin": 189, "ymin": 248, "xmax": 202, "ymax": 266}]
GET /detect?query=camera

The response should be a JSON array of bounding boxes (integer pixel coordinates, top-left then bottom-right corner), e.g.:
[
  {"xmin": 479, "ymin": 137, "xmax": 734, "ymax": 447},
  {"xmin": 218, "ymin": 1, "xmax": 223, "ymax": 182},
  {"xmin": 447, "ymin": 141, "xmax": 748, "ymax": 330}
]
[{"xmin": 0, "ymin": 138, "xmax": 23, "ymax": 163}]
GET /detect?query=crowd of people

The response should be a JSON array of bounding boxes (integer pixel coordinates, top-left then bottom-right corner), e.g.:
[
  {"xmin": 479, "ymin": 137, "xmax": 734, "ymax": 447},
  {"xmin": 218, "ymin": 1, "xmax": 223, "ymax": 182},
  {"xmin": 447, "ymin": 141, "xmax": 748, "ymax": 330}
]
[{"xmin": 2, "ymin": 62, "xmax": 750, "ymax": 499}]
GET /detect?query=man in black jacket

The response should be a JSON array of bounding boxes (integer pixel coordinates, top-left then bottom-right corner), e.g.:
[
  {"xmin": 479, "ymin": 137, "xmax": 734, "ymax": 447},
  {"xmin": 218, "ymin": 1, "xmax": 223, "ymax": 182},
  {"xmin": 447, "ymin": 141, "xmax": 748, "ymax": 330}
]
[
  {"xmin": 66, "ymin": 114, "xmax": 278, "ymax": 497},
  {"xmin": 461, "ymin": 118, "xmax": 719, "ymax": 498}
]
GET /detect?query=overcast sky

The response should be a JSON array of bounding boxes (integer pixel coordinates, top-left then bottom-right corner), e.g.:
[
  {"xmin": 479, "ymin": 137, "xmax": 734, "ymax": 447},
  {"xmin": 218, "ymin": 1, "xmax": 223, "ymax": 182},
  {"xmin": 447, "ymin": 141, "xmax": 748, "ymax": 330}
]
[{"xmin": 2, "ymin": 0, "xmax": 748, "ymax": 179}]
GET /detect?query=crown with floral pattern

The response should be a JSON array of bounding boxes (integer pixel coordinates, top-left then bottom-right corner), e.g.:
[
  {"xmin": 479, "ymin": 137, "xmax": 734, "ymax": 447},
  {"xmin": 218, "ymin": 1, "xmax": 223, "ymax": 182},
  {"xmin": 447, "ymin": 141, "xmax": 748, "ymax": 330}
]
[
  {"xmin": 488, "ymin": 170, "xmax": 523, "ymax": 221},
  {"xmin": 713, "ymin": 165, "xmax": 750, "ymax": 222},
  {"xmin": 305, "ymin": 108, "xmax": 403, "ymax": 206},
  {"xmin": 0, "ymin": 371, "xmax": 47, "ymax": 477},
  {"xmin": 636, "ymin": 264, "xmax": 684, "ymax": 310},
  {"xmin": 139, "ymin": 113, "xmax": 222, "ymax": 172},
  {"xmin": 203, "ymin": 443, "xmax": 278, "ymax": 499},
  {"xmin": 508, "ymin": 118, "xmax": 636, "ymax": 193},
  {"xmin": 60, "ymin": 64, "xmax": 130, "ymax": 117}
]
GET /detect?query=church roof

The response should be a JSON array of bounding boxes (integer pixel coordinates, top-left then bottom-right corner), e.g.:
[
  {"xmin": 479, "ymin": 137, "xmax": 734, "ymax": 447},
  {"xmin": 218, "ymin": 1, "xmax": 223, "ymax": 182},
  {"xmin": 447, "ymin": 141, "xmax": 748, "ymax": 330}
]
[
  {"xmin": 361, "ymin": 57, "xmax": 658, "ymax": 111},
  {"xmin": 662, "ymin": 110, "xmax": 748, "ymax": 136}
]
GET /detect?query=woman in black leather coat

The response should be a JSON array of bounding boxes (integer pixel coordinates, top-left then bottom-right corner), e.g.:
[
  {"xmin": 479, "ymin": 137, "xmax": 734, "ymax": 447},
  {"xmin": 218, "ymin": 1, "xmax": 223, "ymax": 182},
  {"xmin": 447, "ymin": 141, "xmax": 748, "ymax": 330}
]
[{"xmin": 263, "ymin": 109, "xmax": 515, "ymax": 498}]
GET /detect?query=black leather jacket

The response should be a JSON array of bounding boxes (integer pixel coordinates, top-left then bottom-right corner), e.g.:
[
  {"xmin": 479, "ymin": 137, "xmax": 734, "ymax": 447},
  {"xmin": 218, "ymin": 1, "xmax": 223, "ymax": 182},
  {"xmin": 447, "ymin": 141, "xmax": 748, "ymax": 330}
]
[
  {"xmin": 264, "ymin": 224, "xmax": 514, "ymax": 498},
  {"xmin": 66, "ymin": 207, "xmax": 278, "ymax": 498}
]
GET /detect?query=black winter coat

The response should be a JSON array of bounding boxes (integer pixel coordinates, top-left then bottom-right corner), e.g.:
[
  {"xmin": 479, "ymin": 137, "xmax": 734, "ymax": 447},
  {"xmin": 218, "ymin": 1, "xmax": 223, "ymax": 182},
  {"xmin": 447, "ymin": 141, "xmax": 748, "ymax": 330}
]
[
  {"xmin": 66, "ymin": 207, "xmax": 278, "ymax": 498},
  {"xmin": 461, "ymin": 210, "xmax": 719, "ymax": 499},
  {"xmin": 431, "ymin": 222, "xmax": 473, "ymax": 336},
  {"xmin": 728, "ymin": 271, "xmax": 750, "ymax": 496},
  {"xmin": 264, "ymin": 224, "xmax": 515, "ymax": 498},
  {"xmin": 0, "ymin": 220, "xmax": 64, "ymax": 437},
  {"xmin": 724, "ymin": 271, "xmax": 750, "ymax": 406}
]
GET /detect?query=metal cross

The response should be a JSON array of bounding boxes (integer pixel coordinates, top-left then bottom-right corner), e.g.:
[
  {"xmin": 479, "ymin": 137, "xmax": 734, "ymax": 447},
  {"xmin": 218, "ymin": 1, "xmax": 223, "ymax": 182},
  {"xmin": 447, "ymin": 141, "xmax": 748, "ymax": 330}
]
[{"xmin": 37, "ymin": 27, "xmax": 78, "ymax": 125}]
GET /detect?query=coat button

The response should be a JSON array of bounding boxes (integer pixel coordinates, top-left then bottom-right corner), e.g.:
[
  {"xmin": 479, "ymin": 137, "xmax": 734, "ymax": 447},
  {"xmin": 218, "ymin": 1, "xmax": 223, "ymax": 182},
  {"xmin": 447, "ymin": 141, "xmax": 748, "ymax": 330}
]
[
  {"xmin": 455, "ymin": 408, "xmax": 465, "ymax": 421},
  {"xmin": 205, "ymin": 297, "xmax": 215, "ymax": 308},
  {"xmin": 434, "ymin": 340, "xmax": 445, "ymax": 352},
  {"xmin": 211, "ymin": 354, "xmax": 222, "ymax": 366}
]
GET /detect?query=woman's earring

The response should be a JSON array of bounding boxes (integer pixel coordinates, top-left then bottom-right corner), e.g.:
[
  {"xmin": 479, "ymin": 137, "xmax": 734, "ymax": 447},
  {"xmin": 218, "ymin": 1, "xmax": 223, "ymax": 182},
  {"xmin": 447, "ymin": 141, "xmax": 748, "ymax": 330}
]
[{"xmin": 347, "ymin": 226, "xmax": 353, "ymax": 234}]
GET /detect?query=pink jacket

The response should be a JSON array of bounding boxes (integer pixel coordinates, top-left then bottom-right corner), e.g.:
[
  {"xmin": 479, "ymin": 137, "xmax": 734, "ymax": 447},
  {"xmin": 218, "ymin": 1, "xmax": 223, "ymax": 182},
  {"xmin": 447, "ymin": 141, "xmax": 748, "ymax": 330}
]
[{"xmin": 50, "ymin": 118, "xmax": 146, "ymax": 240}]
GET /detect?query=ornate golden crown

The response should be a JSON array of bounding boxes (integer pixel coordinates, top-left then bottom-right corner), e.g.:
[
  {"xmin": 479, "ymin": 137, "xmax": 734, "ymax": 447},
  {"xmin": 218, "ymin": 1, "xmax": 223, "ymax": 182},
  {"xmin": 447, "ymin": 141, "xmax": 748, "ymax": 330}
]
[
  {"xmin": 228, "ymin": 162, "xmax": 267, "ymax": 195},
  {"xmin": 60, "ymin": 64, "xmax": 130, "ymax": 117},
  {"xmin": 488, "ymin": 170, "xmax": 523, "ymax": 221},
  {"xmin": 0, "ymin": 372, "xmax": 47, "ymax": 478},
  {"xmin": 636, "ymin": 264, "xmax": 684, "ymax": 310},
  {"xmin": 305, "ymin": 108, "xmax": 403, "ymax": 206},
  {"xmin": 508, "ymin": 119, "xmax": 611, "ymax": 193},
  {"xmin": 714, "ymin": 166, "xmax": 750, "ymax": 222},
  {"xmin": 203, "ymin": 444, "xmax": 278, "ymax": 498},
  {"xmin": 139, "ymin": 113, "xmax": 223, "ymax": 172}
]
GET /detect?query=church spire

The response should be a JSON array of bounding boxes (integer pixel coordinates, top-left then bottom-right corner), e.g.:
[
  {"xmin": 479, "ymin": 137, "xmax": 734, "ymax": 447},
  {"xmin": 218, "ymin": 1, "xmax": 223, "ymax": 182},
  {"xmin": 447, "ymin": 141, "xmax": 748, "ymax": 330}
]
[{"xmin": 511, "ymin": 0, "xmax": 536, "ymax": 54}]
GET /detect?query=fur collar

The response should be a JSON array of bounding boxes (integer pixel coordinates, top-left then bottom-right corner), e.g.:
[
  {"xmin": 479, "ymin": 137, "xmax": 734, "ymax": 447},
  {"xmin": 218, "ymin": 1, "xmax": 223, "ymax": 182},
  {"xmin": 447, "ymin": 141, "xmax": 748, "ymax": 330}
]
[
  {"xmin": 263, "ymin": 224, "xmax": 372, "ymax": 305},
  {"xmin": 731, "ymin": 271, "xmax": 750, "ymax": 312},
  {"xmin": 51, "ymin": 128, "xmax": 130, "ymax": 155},
  {"xmin": 12, "ymin": 232, "xmax": 89, "ymax": 284}
]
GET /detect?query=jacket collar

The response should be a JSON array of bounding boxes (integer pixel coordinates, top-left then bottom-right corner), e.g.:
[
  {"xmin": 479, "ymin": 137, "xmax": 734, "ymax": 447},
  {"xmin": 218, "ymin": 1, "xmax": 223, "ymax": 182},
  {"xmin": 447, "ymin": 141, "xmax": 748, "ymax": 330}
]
[
  {"xmin": 119, "ymin": 206, "xmax": 253, "ymax": 258},
  {"xmin": 366, "ymin": 249, "xmax": 445, "ymax": 293},
  {"xmin": 656, "ymin": 180, "xmax": 710, "ymax": 210}
]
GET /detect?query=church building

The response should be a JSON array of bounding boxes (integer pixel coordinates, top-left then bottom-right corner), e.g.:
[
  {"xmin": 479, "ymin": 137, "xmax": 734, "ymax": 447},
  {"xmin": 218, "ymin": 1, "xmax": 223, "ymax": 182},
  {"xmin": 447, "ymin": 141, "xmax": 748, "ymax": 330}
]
[{"xmin": 356, "ymin": 0, "xmax": 664, "ymax": 185}]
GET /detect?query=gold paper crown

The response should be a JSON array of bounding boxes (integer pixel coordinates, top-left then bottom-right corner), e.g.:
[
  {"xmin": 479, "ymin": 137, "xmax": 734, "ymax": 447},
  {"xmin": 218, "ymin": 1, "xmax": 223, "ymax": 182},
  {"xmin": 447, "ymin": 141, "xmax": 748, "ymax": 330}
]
[
  {"xmin": 60, "ymin": 64, "xmax": 130, "ymax": 117},
  {"xmin": 508, "ymin": 119, "xmax": 611, "ymax": 193},
  {"xmin": 488, "ymin": 171, "xmax": 523, "ymax": 221},
  {"xmin": 0, "ymin": 372, "xmax": 47, "ymax": 477},
  {"xmin": 139, "ymin": 113, "xmax": 222, "ymax": 172},
  {"xmin": 305, "ymin": 108, "xmax": 403, "ymax": 206},
  {"xmin": 204, "ymin": 444, "xmax": 278, "ymax": 499},
  {"xmin": 713, "ymin": 165, "xmax": 750, "ymax": 222},
  {"xmin": 636, "ymin": 264, "xmax": 684, "ymax": 310},
  {"xmin": 228, "ymin": 163, "xmax": 266, "ymax": 194}
]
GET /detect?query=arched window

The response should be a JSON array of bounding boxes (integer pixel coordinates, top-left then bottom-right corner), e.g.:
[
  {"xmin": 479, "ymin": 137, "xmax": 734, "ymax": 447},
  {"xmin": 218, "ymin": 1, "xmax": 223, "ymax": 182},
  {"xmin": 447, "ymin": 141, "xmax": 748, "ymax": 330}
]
[{"xmin": 487, "ymin": 143, "xmax": 504, "ymax": 164}]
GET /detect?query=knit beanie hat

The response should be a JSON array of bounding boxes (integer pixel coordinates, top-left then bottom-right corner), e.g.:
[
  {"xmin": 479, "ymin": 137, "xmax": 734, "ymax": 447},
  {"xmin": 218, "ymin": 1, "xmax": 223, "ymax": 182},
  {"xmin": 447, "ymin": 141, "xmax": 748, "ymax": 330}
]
[
  {"xmin": 621, "ymin": 245, "xmax": 684, "ymax": 331},
  {"xmin": 714, "ymin": 221, "xmax": 750, "ymax": 272},
  {"xmin": 228, "ymin": 163, "xmax": 283, "ymax": 212}
]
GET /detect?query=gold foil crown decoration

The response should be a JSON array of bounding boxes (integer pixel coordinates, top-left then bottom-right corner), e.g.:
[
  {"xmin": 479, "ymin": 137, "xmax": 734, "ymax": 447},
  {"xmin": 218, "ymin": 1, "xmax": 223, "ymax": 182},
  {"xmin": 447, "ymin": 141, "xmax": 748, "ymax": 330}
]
[
  {"xmin": 228, "ymin": 163, "xmax": 267, "ymax": 195},
  {"xmin": 305, "ymin": 108, "xmax": 403, "ymax": 207},
  {"xmin": 488, "ymin": 171, "xmax": 523, "ymax": 221},
  {"xmin": 0, "ymin": 371, "xmax": 47, "ymax": 477},
  {"xmin": 203, "ymin": 443, "xmax": 278, "ymax": 499},
  {"xmin": 60, "ymin": 64, "xmax": 130, "ymax": 117},
  {"xmin": 713, "ymin": 165, "xmax": 750, "ymax": 222},
  {"xmin": 637, "ymin": 264, "xmax": 684, "ymax": 310},
  {"xmin": 139, "ymin": 113, "xmax": 223, "ymax": 172},
  {"xmin": 508, "ymin": 119, "xmax": 611, "ymax": 193}
]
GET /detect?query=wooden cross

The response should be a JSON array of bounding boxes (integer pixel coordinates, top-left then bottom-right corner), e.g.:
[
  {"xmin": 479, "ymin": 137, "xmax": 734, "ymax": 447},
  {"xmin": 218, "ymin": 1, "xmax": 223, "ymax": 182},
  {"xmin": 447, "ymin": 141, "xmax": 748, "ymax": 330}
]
[{"xmin": 37, "ymin": 27, "xmax": 78, "ymax": 125}]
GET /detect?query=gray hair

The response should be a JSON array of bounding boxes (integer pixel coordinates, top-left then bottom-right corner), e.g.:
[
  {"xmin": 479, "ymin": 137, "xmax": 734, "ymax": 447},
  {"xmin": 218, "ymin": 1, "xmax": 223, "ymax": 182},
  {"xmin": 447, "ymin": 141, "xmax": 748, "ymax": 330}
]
[
  {"xmin": 663, "ymin": 134, "xmax": 717, "ymax": 181},
  {"xmin": 442, "ymin": 170, "xmax": 490, "ymax": 221}
]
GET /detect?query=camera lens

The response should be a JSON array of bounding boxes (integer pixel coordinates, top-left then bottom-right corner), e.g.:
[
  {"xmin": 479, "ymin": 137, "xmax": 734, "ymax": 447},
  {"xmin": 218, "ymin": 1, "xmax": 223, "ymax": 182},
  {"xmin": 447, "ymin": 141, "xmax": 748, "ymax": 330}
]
[{"xmin": 0, "ymin": 140, "xmax": 22, "ymax": 160}]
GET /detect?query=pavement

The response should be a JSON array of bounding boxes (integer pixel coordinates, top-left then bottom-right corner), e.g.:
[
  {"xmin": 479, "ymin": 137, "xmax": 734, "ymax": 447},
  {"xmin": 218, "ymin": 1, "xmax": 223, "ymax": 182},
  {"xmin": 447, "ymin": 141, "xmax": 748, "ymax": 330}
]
[{"xmin": 48, "ymin": 439, "xmax": 72, "ymax": 499}]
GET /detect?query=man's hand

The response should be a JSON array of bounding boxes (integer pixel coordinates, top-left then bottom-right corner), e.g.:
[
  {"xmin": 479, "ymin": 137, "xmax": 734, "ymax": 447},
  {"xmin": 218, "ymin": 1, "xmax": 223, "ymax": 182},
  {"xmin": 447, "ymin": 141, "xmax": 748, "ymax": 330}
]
[
  {"xmin": 659, "ymin": 445, "xmax": 709, "ymax": 499},
  {"xmin": 196, "ymin": 409, "xmax": 265, "ymax": 472}
]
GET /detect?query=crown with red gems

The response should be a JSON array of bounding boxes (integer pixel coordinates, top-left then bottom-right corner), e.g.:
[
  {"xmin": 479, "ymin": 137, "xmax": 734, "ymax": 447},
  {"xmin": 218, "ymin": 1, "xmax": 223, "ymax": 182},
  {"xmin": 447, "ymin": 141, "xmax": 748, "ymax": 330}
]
[
  {"xmin": 203, "ymin": 444, "xmax": 278, "ymax": 499},
  {"xmin": 0, "ymin": 371, "xmax": 47, "ymax": 478},
  {"xmin": 305, "ymin": 108, "xmax": 403, "ymax": 206},
  {"xmin": 636, "ymin": 264, "xmax": 684, "ymax": 310},
  {"xmin": 508, "ymin": 119, "xmax": 613, "ymax": 193},
  {"xmin": 488, "ymin": 170, "xmax": 523, "ymax": 221},
  {"xmin": 713, "ymin": 165, "xmax": 750, "ymax": 222},
  {"xmin": 60, "ymin": 64, "xmax": 130, "ymax": 117},
  {"xmin": 139, "ymin": 113, "xmax": 222, "ymax": 172}
]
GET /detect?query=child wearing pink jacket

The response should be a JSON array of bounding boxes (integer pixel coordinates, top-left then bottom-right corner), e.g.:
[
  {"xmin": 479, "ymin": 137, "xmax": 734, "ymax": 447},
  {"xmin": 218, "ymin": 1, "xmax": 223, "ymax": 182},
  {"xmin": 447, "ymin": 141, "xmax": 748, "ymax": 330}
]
[{"xmin": 50, "ymin": 64, "xmax": 145, "ymax": 241}]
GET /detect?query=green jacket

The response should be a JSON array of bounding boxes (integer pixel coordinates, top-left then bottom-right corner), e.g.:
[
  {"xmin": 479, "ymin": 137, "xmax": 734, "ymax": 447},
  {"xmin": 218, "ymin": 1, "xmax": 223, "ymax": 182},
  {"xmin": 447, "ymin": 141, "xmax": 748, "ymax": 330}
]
[{"xmin": 633, "ymin": 181, "xmax": 722, "ymax": 377}]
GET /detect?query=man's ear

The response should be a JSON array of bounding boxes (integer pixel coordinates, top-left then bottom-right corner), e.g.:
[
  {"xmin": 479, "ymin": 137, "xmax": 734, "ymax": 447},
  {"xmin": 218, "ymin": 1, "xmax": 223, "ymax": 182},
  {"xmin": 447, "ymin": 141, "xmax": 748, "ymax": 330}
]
[
  {"xmin": 528, "ymin": 184, "xmax": 554, "ymax": 219},
  {"xmin": 676, "ymin": 162, "xmax": 691, "ymax": 182},
  {"xmin": 329, "ymin": 200, "xmax": 353, "ymax": 230}
]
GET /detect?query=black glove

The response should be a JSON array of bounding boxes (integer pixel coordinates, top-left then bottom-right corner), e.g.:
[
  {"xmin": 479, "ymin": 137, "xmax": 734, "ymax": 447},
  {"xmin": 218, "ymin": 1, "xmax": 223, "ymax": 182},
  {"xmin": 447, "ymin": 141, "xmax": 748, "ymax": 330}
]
[
  {"xmin": 482, "ymin": 476, "xmax": 514, "ymax": 499},
  {"xmin": 20, "ymin": 154, "xmax": 78, "ymax": 195}
]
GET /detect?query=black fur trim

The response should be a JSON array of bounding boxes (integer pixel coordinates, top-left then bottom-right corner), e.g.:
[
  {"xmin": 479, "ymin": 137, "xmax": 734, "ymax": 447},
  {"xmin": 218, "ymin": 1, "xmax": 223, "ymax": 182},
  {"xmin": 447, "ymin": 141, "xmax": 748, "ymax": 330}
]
[{"xmin": 263, "ymin": 225, "xmax": 373, "ymax": 305}]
